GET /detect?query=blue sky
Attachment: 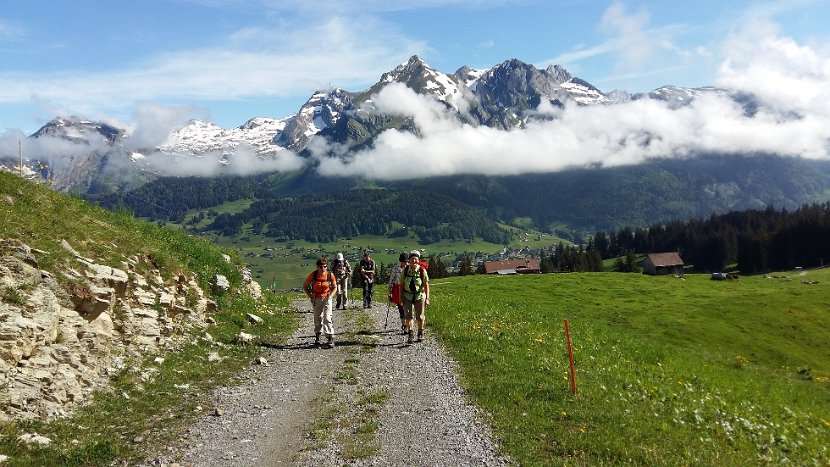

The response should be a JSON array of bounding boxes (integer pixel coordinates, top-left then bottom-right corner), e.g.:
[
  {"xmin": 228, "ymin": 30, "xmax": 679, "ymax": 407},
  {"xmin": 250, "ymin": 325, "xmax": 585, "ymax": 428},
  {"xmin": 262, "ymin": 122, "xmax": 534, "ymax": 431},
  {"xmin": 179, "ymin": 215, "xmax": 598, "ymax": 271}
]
[{"xmin": 1, "ymin": 0, "xmax": 829, "ymax": 137}]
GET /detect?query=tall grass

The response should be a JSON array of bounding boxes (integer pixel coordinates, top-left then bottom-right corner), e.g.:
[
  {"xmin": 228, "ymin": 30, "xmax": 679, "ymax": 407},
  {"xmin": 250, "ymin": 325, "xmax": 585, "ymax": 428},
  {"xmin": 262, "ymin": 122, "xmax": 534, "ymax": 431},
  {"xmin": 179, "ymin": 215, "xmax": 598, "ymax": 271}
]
[{"xmin": 429, "ymin": 271, "xmax": 829, "ymax": 465}]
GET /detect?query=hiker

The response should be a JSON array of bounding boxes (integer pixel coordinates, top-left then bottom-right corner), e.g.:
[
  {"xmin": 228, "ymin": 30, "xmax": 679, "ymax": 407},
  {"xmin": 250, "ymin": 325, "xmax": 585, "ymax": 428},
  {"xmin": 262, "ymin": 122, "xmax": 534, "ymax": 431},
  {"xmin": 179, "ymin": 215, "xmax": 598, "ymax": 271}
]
[
  {"xmin": 303, "ymin": 257, "xmax": 337, "ymax": 348},
  {"xmin": 331, "ymin": 252, "xmax": 351, "ymax": 309},
  {"xmin": 359, "ymin": 250, "xmax": 376, "ymax": 308},
  {"xmin": 401, "ymin": 250, "xmax": 430, "ymax": 344},
  {"xmin": 388, "ymin": 252, "xmax": 407, "ymax": 334}
]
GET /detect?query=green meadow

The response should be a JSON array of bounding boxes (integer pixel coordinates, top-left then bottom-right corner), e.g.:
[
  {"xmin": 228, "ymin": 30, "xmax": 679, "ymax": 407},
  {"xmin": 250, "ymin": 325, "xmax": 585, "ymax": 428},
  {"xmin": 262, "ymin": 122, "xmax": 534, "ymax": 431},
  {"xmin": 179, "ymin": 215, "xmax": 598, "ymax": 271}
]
[
  {"xmin": 176, "ymin": 200, "xmax": 569, "ymax": 289},
  {"xmin": 428, "ymin": 270, "xmax": 830, "ymax": 465}
]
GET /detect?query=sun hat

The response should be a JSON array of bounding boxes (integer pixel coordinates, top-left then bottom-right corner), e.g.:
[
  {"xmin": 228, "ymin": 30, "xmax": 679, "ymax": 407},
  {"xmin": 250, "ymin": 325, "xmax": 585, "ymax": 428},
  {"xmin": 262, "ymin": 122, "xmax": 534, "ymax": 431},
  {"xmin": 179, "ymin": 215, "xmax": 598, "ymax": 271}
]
[
  {"xmin": 336, "ymin": 252, "xmax": 344, "ymax": 260},
  {"xmin": 409, "ymin": 249, "xmax": 421, "ymax": 258}
]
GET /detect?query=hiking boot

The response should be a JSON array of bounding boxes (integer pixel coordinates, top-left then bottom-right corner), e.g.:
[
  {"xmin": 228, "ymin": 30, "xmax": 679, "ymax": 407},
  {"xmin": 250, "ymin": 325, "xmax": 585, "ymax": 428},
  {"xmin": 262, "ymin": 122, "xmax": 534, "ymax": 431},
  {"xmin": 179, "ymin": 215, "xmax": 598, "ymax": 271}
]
[
  {"xmin": 417, "ymin": 329, "xmax": 423, "ymax": 342},
  {"xmin": 314, "ymin": 333, "xmax": 321, "ymax": 347},
  {"xmin": 325, "ymin": 334, "xmax": 334, "ymax": 349},
  {"xmin": 407, "ymin": 330, "xmax": 414, "ymax": 344},
  {"xmin": 401, "ymin": 325, "xmax": 407, "ymax": 335}
]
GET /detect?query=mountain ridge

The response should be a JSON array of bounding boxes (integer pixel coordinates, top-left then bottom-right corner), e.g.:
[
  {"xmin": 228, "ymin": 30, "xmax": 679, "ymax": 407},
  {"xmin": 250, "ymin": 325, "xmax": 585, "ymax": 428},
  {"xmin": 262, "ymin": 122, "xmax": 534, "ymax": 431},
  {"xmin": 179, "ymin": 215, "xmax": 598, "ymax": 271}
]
[{"xmin": 3, "ymin": 55, "xmax": 826, "ymax": 236}]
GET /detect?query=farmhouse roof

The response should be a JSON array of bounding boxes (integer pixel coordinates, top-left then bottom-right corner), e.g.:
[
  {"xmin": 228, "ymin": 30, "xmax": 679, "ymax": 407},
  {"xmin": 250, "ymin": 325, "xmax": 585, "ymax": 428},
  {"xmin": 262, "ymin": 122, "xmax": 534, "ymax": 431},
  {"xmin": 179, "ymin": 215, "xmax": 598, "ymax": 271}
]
[
  {"xmin": 646, "ymin": 252, "xmax": 684, "ymax": 266},
  {"xmin": 483, "ymin": 258, "xmax": 540, "ymax": 274}
]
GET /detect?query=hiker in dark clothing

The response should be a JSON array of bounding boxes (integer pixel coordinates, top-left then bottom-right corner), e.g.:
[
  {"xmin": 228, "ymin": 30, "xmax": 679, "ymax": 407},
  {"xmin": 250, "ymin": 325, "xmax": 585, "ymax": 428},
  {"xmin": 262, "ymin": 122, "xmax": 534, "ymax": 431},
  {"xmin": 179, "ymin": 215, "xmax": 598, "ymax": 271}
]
[{"xmin": 359, "ymin": 250, "xmax": 376, "ymax": 308}]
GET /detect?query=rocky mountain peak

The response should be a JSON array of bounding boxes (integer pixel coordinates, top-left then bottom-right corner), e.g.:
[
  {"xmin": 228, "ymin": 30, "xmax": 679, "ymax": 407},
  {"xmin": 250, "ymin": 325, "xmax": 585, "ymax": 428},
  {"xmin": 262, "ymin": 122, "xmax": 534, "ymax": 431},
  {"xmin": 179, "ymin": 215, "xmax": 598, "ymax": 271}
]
[
  {"xmin": 454, "ymin": 65, "xmax": 489, "ymax": 90},
  {"xmin": 274, "ymin": 88, "xmax": 355, "ymax": 151},
  {"xmin": 545, "ymin": 64, "xmax": 572, "ymax": 84},
  {"xmin": 370, "ymin": 55, "xmax": 469, "ymax": 112},
  {"xmin": 31, "ymin": 116, "xmax": 123, "ymax": 145}
]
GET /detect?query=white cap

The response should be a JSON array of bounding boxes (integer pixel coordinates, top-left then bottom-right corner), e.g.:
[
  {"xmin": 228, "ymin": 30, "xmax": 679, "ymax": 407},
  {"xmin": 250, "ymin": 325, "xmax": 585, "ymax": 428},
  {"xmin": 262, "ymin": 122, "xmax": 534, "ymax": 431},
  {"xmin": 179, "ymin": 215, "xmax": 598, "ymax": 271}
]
[
  {"xmin": 410, "ymin": 249, "xmax": 421, "ymax": 258},
  {"xmin": 336, "ymin": 252, "xmax": 343, "ymax": 260}
]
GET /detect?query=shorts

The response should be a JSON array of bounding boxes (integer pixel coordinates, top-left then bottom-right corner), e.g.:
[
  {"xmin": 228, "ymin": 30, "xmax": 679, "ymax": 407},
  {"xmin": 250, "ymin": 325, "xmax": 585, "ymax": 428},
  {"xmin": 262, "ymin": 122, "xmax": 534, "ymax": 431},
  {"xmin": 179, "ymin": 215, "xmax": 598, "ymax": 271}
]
[{"xmin": 403, "ymin": 298, "xmax": 425, "ymax": 321}]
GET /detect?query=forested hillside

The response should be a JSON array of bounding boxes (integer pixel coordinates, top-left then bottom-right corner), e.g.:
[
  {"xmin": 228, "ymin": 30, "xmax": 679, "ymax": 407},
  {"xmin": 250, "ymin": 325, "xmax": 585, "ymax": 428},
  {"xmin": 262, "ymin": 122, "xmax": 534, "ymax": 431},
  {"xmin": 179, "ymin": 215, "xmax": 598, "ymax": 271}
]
[
  {"xmin": 205, "ymin": 188, "xmax": 513, "ymax": 244},
  {"xmin": 90, "ymin": 174, "xmax": 271, "ymax": 221},
  {"xmin": 398, "ymin": 154, "xmax": 830, "ymax": 234},
  {"xmin": 87, "ymin": 154, "xmax": 830, "ymax": 242}
]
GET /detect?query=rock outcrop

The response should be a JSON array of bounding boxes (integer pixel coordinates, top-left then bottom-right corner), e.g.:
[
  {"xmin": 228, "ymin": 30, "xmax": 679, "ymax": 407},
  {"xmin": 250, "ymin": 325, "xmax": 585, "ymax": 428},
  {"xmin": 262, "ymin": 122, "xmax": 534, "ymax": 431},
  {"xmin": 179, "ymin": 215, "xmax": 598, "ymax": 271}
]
[{"xmin": 0, "ymin": 238, "xmax": 220, "ymax": 421}]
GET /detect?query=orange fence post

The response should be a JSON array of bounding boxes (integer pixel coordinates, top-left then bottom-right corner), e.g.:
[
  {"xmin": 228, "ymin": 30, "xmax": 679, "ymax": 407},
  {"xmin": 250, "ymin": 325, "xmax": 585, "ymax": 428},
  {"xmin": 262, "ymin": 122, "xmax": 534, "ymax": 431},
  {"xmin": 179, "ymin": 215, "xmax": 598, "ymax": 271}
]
[{"xmin": 564, "ymin": 318, "xmax": 577, "ymax": 395}]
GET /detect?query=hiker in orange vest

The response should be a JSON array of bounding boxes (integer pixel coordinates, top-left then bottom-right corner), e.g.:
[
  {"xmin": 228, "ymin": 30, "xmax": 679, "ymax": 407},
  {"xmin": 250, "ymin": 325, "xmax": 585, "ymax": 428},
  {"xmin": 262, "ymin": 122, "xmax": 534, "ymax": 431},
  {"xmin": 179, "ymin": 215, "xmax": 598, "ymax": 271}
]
[{"xmin": 303, "ymin": 257, "xmax": 337, "ymax": 348}]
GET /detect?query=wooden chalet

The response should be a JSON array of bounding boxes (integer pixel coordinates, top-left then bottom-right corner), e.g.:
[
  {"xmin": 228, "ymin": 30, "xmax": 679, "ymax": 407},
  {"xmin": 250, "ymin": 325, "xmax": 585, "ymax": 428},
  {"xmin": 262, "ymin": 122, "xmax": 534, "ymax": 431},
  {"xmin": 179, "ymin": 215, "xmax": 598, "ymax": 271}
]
[
  {"xmin": 642, "ymin": 252, "xmax": 685, "ymax": 276},
  {"xmin": 482, "ymin": 258, "xmax": 541, "ymax": 275}
]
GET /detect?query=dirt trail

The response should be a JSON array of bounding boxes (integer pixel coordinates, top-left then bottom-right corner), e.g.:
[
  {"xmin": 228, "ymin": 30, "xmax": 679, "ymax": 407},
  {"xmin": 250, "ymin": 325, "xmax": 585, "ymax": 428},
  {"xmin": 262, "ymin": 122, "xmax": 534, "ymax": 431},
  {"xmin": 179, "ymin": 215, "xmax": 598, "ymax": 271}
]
[{"xmin": 157, "ymin": 298, "xmax": 509, "ymax": 466}]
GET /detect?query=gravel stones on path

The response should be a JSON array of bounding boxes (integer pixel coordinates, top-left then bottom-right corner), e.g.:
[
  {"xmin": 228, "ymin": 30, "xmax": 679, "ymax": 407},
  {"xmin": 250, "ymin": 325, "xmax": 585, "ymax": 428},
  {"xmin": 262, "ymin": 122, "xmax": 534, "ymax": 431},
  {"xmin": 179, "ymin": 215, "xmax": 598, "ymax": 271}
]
[{"xmin": 152, "ymin": 299, "xmax": 510, "ymax": 466}]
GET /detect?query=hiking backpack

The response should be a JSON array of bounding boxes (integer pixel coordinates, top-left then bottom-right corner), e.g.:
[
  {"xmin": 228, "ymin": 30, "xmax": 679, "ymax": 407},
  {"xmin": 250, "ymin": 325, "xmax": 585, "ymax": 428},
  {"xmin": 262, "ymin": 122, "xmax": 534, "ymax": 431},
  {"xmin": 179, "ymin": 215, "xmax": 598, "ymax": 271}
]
[
  {"xmin": 310, "ymin": 269, "xmax": 336, "ymax": 295},
  {"xmin": 403, "ymin": 264, "xmax": 427, "ymax": 298}
]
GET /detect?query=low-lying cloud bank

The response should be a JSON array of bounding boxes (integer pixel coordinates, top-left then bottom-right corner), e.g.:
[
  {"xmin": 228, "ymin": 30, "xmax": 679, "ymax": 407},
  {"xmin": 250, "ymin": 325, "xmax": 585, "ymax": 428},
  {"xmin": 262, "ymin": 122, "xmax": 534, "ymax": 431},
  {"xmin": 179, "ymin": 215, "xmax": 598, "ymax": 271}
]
[
  {"xmin": 146, "ymin": 145, "xmax": 305, "ymax": 177},
  {"xmin": 315, "ymin": 24, "xmax": 830, "ymax": 180}
]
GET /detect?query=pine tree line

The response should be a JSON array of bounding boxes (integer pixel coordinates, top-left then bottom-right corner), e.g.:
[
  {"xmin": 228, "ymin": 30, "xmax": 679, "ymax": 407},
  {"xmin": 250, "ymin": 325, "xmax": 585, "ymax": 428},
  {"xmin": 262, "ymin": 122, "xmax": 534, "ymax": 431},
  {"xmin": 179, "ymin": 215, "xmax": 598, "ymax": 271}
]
[{"xmin": 587, "ymin": 203, "xmax": 830, "ymax": 273}]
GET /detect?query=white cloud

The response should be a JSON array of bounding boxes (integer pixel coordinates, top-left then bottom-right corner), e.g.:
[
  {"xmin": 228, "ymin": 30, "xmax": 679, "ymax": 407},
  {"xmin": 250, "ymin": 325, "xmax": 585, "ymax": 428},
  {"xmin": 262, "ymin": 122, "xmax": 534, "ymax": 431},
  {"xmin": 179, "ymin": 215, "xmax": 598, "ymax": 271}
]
[
  {"xmin": 0, "ymin": 16, "xmax": 425, "ymax": 118},
  {"xmin": 716, "ymin": 18, "xmax": 830, "ymax": 117},
  {"xmin": 148, "ymin": 145, "xmax": 305, "ymax": 177},
  {"xmin": 209, "ymin": 0, "xmax": 522, "ymax": 14},
  {"xmin": 316, "ymin": 25, "xmax": 830, "ymax": 180},
  {"xmin": 542, "ymin": 2, "xmax": 692, "ymax": 82},
  {"xmin": 599, "ymin": 2, "xmax": 655, "ymax": 71},
  {"xmin": 125, "ymin": 103, "xmax": 198, "ymax": 150}
]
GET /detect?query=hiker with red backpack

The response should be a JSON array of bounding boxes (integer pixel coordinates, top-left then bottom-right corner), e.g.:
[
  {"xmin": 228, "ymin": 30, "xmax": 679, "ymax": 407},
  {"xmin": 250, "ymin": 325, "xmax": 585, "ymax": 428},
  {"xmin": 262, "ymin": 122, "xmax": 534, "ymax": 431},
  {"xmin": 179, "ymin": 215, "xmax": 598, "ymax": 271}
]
[
  {"xmin": 388, "ymin": 252, "xmax": 407, "ymax": 334},
  {"xmin": 401, "ymin": 250, "xmax": 430, "ymax": 344},
  {"xmin": 303, "ymin": 257, "xmax": 337, "ymax": 348}
]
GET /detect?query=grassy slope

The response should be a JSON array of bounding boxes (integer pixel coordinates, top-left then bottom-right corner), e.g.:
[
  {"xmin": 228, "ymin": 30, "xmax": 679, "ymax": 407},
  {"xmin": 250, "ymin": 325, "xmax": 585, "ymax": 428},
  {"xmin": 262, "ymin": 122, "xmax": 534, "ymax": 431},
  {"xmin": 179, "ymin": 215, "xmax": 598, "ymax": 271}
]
[
  {"xmin": 428, "ymin": 270, "xmax": 830, "ymax": 465},
  {"xmin": 0, "ymin": 172, "xmax": 297, "ymax": 465}
]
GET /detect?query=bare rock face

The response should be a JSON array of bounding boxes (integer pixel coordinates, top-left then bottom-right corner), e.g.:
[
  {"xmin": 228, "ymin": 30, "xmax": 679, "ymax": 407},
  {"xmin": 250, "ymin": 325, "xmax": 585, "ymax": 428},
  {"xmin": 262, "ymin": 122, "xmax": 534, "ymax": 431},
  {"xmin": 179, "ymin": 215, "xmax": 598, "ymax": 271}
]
[{"xmin": 0, "ymin": 238, "xmax": 232, "ymax": 421}]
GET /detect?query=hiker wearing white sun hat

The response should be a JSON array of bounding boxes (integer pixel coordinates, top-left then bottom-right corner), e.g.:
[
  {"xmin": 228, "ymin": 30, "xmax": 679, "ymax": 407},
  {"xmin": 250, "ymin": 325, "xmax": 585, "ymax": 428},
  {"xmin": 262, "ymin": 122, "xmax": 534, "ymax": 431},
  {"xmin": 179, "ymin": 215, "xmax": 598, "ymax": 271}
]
[
  {"xmin": 401, "ymin": 249, "xmax": 430, "ymax": 344},
  {"xmin": 331, "ymin": 252, "xmax": 351, "ymax": 309}
]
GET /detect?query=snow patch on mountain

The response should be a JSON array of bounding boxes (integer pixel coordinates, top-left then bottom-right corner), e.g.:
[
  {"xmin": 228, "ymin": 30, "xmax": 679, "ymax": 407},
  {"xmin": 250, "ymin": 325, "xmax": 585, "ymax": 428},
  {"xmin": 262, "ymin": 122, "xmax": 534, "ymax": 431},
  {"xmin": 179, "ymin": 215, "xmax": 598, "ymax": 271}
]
[
  {"xmin": 454, "ymin": 66, "xmax": 489, "ymax": 91},
  {"xmin": 379, "ymin": 56, "xmax": 470, "ymax": 112},
  {"xmin": 561, "ymin": 80, "xmax": 609, "ymax": 105},
  {"xmin": 159, "ymin": 117, "xmax": 288, "ymax": 157}
]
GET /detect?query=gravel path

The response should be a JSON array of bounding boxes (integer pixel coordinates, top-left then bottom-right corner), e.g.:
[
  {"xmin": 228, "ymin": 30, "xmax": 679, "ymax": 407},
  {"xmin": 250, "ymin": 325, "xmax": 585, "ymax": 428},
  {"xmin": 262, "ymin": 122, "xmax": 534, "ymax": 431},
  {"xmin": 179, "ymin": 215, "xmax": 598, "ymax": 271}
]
[{"xmin": 154, "ymin": 298, "xmax": 510, "ymax": 466}]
